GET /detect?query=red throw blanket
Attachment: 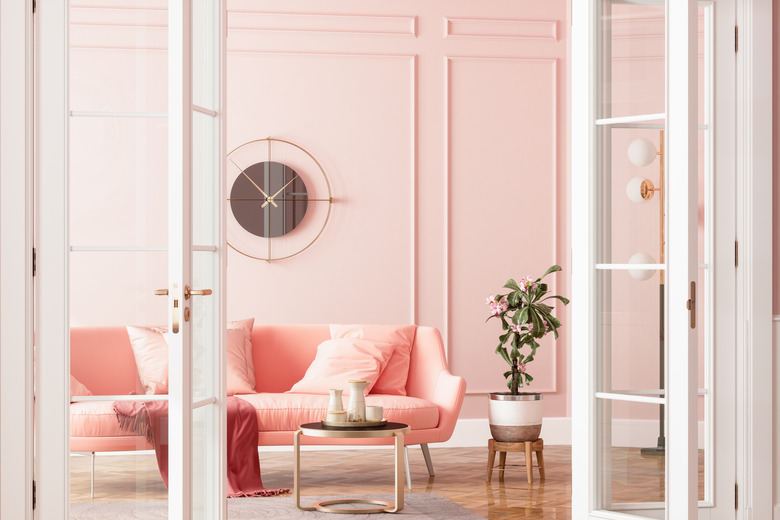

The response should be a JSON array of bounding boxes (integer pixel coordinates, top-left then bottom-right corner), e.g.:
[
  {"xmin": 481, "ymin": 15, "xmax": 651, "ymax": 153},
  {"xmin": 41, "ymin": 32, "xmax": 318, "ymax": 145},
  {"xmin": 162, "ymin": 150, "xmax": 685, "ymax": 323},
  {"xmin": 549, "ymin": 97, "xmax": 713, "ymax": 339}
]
[{"xmin": 114, "ymin": 396, "xmax": 289, "ymax": 498}]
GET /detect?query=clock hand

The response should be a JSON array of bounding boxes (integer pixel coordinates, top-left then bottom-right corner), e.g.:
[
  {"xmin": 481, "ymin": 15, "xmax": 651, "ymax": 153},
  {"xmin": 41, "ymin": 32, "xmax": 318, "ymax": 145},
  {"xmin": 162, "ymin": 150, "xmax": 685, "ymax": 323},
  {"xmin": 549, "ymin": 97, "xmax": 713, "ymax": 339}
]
[
  {"xmin": 261, "ymin": 174, "xmax": 299, "ymax": 208},
  {"xmin": 229, "ymin": 158, "xmax": 277, "ymax": 208}
]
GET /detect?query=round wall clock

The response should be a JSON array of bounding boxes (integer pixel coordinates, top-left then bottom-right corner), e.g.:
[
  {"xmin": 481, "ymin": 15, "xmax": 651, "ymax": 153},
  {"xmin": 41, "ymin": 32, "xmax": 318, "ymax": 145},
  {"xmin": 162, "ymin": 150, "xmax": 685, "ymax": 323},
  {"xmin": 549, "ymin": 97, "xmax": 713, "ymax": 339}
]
[{"xmin": 227, "ymin": 137, "xmax": 332, "ymax": 262}]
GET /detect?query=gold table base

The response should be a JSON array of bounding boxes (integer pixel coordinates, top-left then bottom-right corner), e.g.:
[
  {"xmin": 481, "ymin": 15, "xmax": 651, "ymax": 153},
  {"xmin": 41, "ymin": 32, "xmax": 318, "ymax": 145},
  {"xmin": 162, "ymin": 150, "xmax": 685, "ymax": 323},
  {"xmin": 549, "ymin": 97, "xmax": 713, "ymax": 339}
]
[
  {"xmin": 309, "ymin": 498, "xmax": 394, "ymax": 514},
  {"xmin": 294, "ymin": 422, "xmax": 410, "ymax": 514}
]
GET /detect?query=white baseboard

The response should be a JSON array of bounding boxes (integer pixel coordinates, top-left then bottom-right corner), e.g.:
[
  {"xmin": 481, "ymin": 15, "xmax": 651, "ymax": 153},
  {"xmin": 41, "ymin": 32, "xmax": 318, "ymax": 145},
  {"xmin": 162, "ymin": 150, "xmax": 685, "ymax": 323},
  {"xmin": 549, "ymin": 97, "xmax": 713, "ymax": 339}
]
[
  {"xmin": 438, "ymin": 417, "xmax": 705, "ymax": 448},
  {"xmin": 438, "ymin": 417, "xmax": 572, "ymax": 447}
]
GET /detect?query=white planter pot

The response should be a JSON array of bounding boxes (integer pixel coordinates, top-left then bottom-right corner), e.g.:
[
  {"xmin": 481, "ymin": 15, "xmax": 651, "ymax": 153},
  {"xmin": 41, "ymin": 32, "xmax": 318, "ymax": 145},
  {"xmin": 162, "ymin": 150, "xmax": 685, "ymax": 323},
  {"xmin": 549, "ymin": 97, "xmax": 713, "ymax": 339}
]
[{"xmin": 488, "ymin": 392, "xmax": 543, "ymax": 442}]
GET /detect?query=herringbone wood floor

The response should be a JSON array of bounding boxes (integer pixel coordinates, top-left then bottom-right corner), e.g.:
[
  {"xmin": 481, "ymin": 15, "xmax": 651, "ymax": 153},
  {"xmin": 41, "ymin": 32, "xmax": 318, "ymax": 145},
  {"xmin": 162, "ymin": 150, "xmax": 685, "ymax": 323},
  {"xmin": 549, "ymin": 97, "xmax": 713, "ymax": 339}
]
[{"xmin": 70, "ymin": 445, "xmax": 704, "ymax": 519}]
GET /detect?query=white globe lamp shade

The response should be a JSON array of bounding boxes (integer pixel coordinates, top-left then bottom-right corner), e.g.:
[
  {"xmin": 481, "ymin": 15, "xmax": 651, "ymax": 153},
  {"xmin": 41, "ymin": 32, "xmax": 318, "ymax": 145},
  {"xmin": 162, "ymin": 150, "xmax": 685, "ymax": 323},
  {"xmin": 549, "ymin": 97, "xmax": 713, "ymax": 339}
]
[
  {"xmin": 627, "ymin": 138, "xmax": 657, "ymax": 167},
  {"xmin": 628, "ymin": 252, "xmax": 656, "ymax": 281},
  {"xmin": 626, "ymin": 176, "xmax": 650, "ymax": 204}
]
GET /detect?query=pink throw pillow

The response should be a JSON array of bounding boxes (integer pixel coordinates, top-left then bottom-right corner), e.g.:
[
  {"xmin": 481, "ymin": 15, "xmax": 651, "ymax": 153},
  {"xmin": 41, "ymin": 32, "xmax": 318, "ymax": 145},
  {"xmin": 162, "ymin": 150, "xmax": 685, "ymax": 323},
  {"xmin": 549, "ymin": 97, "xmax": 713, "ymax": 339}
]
[
  {"xmin": 226, "ymin": 327, "xmax": 256, "ymax": 395},
  {"xmin": 127, "ymin": 326, "xmax": 169, "ymax": 395},
  {"xmin": 70, "ymin": 374, "xmax": 93, "ymax": 397},
  {"xmin": 287, "ymin": 338, "xmax": 395, "ymax": 395},
  {"xmin": 127, "ymin": 321, "xmax": 258, "ymax": 396},
  {"xmin": 228, "ymin": 318, "xmax": 256, "ymax": 388},
  {"xmin": 329, "ymin": 325, "xmax": 417, "ymax": 395}
]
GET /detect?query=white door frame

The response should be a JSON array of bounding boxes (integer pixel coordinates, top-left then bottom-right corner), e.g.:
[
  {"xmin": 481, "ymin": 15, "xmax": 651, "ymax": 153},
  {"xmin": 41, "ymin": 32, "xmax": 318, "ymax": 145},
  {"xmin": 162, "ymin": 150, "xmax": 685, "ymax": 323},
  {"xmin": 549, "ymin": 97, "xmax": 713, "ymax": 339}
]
[
  {"xmin": 734, "ymin": 1, "xmax": 773, "ymax": 518},
  {"xmin": 34, "ymin": 0, "xmax": 71, "ymax": 516},
  {"xmin": 0, "ymin": 0, "xmax": 35, "ymax": 518},
  {"xmin": 570, "ymin": 0, "xmax": 773, "ymax": 517}
]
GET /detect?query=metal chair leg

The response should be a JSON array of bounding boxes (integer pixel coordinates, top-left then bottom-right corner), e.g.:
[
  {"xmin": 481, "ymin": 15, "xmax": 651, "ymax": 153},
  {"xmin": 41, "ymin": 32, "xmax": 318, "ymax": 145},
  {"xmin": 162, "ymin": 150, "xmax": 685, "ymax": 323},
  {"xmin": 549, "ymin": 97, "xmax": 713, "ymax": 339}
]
[
  {"xmin": 420, "ymin": 443, "xmax": 435, "ymax": 476},
  {"xmin": 404, "ymin": 446, "xmax": 412, "ymax": 491},
  {"xmin": 90, "ymin": 452, "xmax": 95, "ymax": 499}
]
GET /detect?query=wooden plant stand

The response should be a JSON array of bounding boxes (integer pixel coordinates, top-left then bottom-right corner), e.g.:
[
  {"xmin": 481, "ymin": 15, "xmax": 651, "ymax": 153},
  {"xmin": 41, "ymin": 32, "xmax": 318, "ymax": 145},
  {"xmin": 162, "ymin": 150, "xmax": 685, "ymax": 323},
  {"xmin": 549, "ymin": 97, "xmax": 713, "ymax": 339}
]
[{"xmin": 486, "ymin": 438, "xmax": 545, "ymax": 485}]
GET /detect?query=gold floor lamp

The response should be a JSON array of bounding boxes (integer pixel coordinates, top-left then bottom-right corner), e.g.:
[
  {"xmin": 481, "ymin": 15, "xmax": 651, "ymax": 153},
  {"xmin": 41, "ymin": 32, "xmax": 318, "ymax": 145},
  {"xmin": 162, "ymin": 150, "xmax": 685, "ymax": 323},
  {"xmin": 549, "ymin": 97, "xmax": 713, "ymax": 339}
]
[{"xmin": 625, "ymin": 130, "xmax": 666, "ymax": 456}]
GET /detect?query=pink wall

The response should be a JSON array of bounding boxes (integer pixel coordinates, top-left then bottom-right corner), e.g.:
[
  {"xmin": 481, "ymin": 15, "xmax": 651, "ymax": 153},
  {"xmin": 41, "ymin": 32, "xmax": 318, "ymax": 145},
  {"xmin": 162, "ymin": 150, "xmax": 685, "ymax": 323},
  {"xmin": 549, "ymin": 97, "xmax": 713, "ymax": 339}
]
[
  {"xmin": 224, "ymin": 0, "xmax": 570, "ymax": 419},
  {"xmin": 66, "ymin": 0, "xmax": 571, "ymax": 420}
]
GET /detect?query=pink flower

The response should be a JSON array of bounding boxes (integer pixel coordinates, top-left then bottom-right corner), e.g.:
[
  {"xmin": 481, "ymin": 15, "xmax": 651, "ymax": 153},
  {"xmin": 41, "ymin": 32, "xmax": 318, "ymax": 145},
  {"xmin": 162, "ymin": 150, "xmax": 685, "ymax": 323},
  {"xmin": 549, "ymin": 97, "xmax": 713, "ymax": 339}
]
[
  {"xmin": 488, "ymin": 296, "xmax": 508, "ymax": 316},
  {"xmin": 518, "ymin": 363, "xmax": 527, "ymax": 374},
  {"xmin": 519, "ymin": 276, "xmax": 537, "ymax": 293},
  {"xmin": 510, "ymin": 323, "xmax": 523, "ymax": 334},
  {"xmin": 486, "ymin": 295, "xmax": 498, "ymax": 305}
]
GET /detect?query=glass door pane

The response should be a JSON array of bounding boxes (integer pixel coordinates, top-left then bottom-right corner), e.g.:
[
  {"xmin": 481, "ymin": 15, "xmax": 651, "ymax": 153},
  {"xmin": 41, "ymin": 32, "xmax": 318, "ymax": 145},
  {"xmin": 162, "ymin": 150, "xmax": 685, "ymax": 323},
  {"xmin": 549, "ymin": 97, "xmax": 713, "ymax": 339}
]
[
  {"xmin": 573, "ymin": 0, "xmax": 703, "ymax": 518},
  {"xmin": 68, "ymin": 1, "xmax": 170, "ymax": 513}
]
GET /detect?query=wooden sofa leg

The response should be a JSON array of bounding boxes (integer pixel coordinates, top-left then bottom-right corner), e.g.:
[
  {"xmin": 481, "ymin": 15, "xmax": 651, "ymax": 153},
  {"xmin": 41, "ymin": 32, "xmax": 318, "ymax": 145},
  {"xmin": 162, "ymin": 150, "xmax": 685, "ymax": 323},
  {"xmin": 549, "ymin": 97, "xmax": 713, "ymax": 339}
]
[
  {"xmin": 91, "ymin": 452, "xmax": 95, "ymax": 499},
  {"xmin": 404, "ymin": 446, "xmax": 412, "ymax": 491},
  {"xmin": 420, "ymin": 444, "xmax": 435, "ymax": 477}
]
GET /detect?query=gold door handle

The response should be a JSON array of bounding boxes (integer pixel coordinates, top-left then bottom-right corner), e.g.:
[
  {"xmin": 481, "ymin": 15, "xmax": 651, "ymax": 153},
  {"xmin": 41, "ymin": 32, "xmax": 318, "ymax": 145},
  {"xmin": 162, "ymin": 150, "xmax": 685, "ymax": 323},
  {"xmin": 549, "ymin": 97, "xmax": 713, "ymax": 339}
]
[
  {"xmin": 685, "ymin": 281, "xmax": 696, "ymax": 329},
  {"xmin": 154, "ymin": 286, "xmax": 179, "ymax": 333},
  {"xmin": 184, "ymin": 286, "xmax": 213, "ymax": 300}
]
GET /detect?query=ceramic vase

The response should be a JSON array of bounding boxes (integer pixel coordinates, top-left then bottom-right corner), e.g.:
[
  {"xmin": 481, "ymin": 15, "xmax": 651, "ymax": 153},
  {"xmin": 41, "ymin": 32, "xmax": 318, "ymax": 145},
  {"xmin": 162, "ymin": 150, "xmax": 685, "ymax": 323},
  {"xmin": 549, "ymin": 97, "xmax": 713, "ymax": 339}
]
[
  {"xmin": 347, "ymin": 380, "xmax": 369, "ymax": 422},
  {"xmin": 488, "ymin": 392, "xmax": 543, "ymax": 442},
  {"xmin": 328, "ymin": 389, "xmax": 344, "ymax": 412}
]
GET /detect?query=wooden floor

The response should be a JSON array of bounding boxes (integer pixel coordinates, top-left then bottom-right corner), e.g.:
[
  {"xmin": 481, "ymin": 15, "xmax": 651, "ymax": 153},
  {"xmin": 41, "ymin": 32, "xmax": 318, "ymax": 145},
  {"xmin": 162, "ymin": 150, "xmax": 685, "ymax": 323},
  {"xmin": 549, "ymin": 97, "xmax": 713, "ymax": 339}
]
[{"xmin": 70, "ymin": 445, "xmax": 704, "ymax": 519}]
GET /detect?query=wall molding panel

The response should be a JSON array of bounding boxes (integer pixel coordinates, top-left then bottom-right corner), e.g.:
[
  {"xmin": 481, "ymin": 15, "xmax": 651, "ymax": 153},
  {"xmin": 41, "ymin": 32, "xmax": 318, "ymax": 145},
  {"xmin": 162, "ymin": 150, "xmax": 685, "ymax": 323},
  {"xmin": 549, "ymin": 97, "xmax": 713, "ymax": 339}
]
[
  {"xmin": 445, "ymin": 17, "xmax": 558, "ymax": 41},
  {"xmin": 445, "ymin": 55, "xmax": 561, "ymax": 395},
  {"xmin": 228, "ymin": 11, "xmax": 417, "ymax": 37}
]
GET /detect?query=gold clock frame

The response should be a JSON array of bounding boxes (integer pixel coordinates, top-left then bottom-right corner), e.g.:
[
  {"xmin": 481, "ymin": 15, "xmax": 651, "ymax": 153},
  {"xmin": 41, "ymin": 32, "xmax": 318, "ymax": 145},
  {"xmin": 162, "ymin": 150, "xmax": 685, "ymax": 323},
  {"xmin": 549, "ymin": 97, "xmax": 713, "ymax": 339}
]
[{"xmin": 227, "ymin": 137, "xmax": 333, "ymax": 262}]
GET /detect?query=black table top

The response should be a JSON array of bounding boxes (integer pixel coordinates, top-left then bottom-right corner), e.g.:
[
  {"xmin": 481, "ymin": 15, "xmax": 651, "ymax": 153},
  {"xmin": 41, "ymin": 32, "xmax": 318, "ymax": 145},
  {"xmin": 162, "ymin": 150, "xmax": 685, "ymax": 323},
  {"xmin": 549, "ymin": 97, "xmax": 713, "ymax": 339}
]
[{"xmin": 299, "ymin": 421, "xmax": 409, "ymax": 432}]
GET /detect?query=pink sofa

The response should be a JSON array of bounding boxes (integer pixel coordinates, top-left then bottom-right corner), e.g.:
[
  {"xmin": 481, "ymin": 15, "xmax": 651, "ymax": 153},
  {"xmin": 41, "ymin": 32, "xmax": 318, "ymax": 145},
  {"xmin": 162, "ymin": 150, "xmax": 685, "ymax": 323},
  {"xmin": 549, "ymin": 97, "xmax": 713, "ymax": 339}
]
[{"xmin": 70, "ymin": 324, "xmax": 466, "ymax": 490}]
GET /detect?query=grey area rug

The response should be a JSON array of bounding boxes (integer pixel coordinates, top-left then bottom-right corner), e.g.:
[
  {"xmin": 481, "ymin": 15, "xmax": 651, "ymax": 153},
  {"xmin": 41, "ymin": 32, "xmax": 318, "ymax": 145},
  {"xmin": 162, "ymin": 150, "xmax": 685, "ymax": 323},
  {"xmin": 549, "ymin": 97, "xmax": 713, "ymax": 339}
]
[{"xmin": 69, "ymin": 493, "xmax": 485, "ymax": 519}]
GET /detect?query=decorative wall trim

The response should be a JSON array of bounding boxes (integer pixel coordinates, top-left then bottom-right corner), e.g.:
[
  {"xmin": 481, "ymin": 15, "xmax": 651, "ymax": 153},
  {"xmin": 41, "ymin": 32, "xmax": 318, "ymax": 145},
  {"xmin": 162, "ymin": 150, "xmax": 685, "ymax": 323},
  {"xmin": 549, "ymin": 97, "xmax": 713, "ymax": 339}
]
[
  {"xmin": 228, "ymin": 11, "xmax": 417, "ymax": 37},
  {"xmin": 69, "ymin": 7, "xmax": 166, "ymax": 28},
  {"xmin": 445, "ymin": 56, "xmax": 560, "ymax": 394},
  {"xmin": 227, "ymin": 49, "xmax": 418, "ymax": 324},
  {"xmin": 445, "ymin": 17, "xmax": 558, "ymax": 41}
]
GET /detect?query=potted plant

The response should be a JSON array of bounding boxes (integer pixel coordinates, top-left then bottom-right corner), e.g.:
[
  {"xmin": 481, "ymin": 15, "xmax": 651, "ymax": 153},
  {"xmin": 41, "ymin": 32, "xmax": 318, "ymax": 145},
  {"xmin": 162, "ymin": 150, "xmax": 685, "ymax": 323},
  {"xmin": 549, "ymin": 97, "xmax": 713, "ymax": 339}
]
[{"xmin": 485, "ymin": 265, "xmax": 569, "ymax": 442}]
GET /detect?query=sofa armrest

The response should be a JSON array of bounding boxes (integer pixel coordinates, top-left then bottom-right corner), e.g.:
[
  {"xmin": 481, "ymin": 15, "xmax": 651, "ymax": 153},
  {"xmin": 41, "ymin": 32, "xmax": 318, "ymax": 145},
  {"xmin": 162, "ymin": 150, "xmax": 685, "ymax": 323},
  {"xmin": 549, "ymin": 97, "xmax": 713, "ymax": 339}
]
[
  {"xmin": 406, "ymin": 326, "xmax": 466, "ymax": 441},
  {"xmin": 429, "ymin": 369, "xmax": 467, "ymax": 442}
]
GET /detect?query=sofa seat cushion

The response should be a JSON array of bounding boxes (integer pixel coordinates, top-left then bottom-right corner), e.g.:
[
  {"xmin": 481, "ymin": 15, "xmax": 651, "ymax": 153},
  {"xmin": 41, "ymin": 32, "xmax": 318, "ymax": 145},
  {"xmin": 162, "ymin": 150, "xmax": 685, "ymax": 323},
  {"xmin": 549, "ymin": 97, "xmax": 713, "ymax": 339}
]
[
  {"xmin": 235, "ymin": 393, "xmax": 439, "ymax": 432},
  {"xmin": 71, "ymin": 401, "xmax": 140, "ymax": 438}
]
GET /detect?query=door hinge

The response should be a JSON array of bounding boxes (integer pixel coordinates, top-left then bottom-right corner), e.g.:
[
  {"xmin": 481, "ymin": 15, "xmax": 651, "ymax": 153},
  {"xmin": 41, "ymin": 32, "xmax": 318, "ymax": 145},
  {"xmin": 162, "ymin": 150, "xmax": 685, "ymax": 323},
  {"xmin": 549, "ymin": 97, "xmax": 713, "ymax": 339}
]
[
  {"xmin": 735, "ymin": 25, "xmax": 738, "ymax": 52},
  {"xmin": 735, "ymin": 240, "xmax": 738, "ymax": 267},
  {"xmin": 32, "ymin": 480, "xmax": 36, "ymax": 510},
  {"xmin": 33, "ymin": 248, "xmax": 37, "ymax": 277},
  {"xmin": 33, "ymin": 0, "xmax": 36, "ymax": 14},
  {"xmin": 735, "ymin": 482, "xmax": 738, "ymax": 509}
]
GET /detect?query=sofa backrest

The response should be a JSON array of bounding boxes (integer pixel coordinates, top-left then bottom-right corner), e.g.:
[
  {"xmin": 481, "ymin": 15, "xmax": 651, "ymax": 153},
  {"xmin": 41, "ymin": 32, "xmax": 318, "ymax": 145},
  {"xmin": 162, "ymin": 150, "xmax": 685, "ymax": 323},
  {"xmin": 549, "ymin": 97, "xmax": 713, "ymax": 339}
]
[
  {"xmin": 251, "ymin": 324, "xmax": 330, "ymax": 392},
  {"xmin": 70, "ymin": 324, "xmax": 447, "ymax": 398},
  {"xmin": 70, "ymin": 327, "xmax": 145, "ymax": 396}
]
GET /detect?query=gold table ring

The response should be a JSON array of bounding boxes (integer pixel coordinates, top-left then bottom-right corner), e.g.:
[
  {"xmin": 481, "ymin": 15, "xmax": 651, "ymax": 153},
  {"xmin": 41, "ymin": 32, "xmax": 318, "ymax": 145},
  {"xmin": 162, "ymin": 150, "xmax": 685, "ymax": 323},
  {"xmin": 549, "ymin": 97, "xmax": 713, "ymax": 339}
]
[{"xmin": 294, "ymin": 421, "xmax": 411, "ymax": 514}]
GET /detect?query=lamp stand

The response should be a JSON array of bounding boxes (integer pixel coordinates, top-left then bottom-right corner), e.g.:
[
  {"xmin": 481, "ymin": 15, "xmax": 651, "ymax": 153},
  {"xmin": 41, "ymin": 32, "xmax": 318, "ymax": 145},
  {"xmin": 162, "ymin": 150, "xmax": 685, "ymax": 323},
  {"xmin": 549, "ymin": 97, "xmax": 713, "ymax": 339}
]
[{"xmin": 641, "ymin": 130, "xmax": 665, "ymax": 457}]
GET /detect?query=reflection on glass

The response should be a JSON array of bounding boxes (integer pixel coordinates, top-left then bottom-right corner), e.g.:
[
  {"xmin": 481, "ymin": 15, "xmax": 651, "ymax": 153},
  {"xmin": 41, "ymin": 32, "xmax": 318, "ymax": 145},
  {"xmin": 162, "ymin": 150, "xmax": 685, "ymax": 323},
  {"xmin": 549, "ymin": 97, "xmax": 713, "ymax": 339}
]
[{"xmin": 598, "ymin": 398, "xmax": 705, "ymax": 509}]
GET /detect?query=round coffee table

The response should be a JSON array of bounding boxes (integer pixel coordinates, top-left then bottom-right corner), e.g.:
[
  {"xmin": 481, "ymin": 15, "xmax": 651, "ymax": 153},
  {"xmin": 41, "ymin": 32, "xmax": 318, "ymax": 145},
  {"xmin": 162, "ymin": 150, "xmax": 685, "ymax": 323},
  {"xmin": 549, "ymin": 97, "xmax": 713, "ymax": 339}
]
[{"xmin": 293, "ymin": 421, "xmax": 411, "ymax": 513}]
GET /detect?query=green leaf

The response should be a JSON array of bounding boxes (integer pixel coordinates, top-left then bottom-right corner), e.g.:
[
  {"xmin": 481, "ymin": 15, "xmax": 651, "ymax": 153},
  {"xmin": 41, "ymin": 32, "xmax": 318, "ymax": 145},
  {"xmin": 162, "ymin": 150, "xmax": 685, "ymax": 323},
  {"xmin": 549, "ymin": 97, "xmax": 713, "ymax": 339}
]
[
  {"xmin": 499, "ymin": 332, "xmax": 510, "ymax": 343},
  {"xmin": 507, "ymin": 291, "xmax": 520, "ymax": 307},
  {"xmin": 517, "ymin": 306, "xmax": 529, "ymax": 324},
  {"xmin": 529, "ymin": 309, "xmax": 545, "ymax": 338},
  {"xmin": 541, "ymin": 265, "xmax": 562, "ymax": 279},
  {"xmin": 525, "ymin": 373, "xmax": 534, "ymax": 383},
  {"xmin": 495, "ymin": 345, "xmax": 511, "ymax": 365},
  {"xmin": 504, "ymin": 279, "xmax": 520, "ymax": 291},
  {"xmin": 542, "ymin": 294, "xmax": 570, "ymax": 305},
  {"xmin": 503, "ymin": 370, "xmax": 513, "ymax": 379}
]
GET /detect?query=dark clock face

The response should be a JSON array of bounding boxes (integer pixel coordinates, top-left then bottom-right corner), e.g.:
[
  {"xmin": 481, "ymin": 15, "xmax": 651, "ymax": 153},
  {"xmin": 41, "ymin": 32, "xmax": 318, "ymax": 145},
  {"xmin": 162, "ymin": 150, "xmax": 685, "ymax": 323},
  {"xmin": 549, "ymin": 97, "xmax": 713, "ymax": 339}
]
[{"xmin": 229, "ymin": 161, "xmax": 308, "ymax": 238}]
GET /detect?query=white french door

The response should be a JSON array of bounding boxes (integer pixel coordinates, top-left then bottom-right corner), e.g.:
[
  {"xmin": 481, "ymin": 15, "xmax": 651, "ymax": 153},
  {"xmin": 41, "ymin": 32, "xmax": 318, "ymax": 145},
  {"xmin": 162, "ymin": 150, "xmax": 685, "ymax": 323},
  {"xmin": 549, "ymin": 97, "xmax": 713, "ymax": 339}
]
[
  {"xmin": 572, "ymin": 0, "xmax": 735, "ymax": 519},
  {"xmin": 34, "ymin": 1, "xmax": 226, "ymax": 518}
]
